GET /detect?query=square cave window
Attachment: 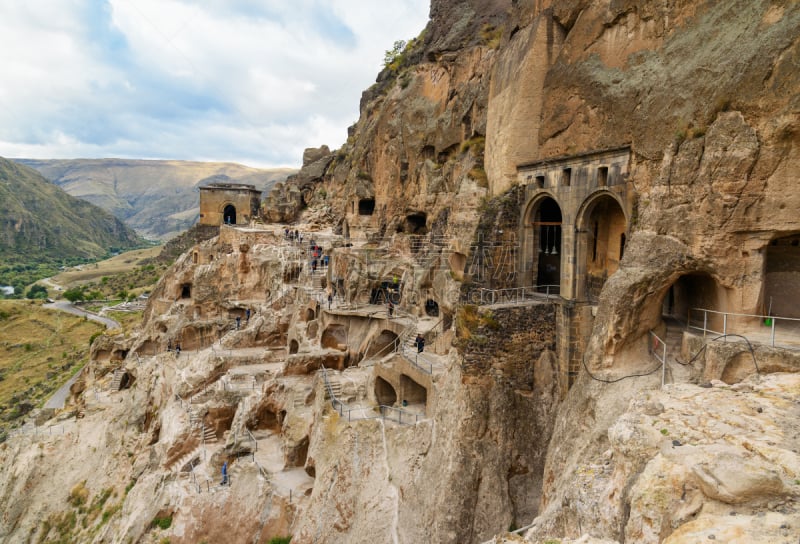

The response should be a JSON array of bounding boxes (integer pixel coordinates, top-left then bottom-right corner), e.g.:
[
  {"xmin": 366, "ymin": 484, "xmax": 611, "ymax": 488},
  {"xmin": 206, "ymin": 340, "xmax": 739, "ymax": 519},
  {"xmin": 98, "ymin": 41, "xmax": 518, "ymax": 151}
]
[
  {"xmin": 562, "ymin": 168, "xmax": 572, "ymax": 187},
  {"xmin": 535, "ymin": 175, "xmax": 545, "ymax": 189},
  {"xmin": 358, "ymin": 199, "xmax": 375, "ymax": 216},
  {"xmin": 180, "ymin": 284, "xmax": 192, "ymax": 299}
]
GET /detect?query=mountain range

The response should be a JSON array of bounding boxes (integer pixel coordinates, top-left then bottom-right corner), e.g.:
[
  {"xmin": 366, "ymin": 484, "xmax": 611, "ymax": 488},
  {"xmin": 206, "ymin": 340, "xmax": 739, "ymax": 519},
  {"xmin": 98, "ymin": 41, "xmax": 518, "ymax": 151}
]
[{"xmin": 15, "ymin": 159, "xmax": 296, "ymax": 240}]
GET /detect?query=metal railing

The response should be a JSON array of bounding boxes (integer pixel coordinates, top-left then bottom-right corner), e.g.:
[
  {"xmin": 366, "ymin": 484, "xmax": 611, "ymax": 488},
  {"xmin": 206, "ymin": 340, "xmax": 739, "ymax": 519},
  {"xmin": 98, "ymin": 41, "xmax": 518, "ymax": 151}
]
[
  {"xmin": 398, "ymin": 343, "xmax": 434, "ymax": 374},
  {"xmin": 462, "ymin": 285, "xmax": 560, "ymax": 306},
  {"xmin": 320, "ymin": 366, "xmax": 424, "ymax": 424},
  {"xmin": 649, "ymin": 330, "xmax": 668, "ymax": 387},
  {"xmin": 688, "ymin": 308, "xmax": 800, "ymax": 350}
]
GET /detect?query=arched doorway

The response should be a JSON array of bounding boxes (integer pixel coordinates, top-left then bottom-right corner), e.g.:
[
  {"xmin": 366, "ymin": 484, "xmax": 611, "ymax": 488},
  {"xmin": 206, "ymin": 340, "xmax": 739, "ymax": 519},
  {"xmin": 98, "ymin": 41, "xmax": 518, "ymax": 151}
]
[
  {"xmin": 374, "ymin": 377, "xmax": 397, "ymax": 406},
  {"xmin": 525, "ymin": 196, "xmax": 562, "ymax": 288},
  {"xmin": 223, "ymin": 204, "xmax": 236, "ymax": 225},
  {"xmin": 578, "ymin": 193, "xmax": 627, "ymax": 302}
]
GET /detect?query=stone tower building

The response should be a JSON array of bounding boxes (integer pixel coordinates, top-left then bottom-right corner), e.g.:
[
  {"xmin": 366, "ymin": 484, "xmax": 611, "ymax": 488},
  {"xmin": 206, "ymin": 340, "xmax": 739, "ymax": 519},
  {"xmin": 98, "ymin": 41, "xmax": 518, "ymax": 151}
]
[{"xmin": 198, "ymin": 183, "xmax": 262, "ymax": 226}]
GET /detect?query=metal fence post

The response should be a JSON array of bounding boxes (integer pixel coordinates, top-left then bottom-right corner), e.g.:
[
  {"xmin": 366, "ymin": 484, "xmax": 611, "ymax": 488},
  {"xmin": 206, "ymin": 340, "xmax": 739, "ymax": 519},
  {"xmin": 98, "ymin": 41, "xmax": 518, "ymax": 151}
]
[
  {"xmin": 723, "ymin": 313, "xmax": 727, "ymax": 341},
  {"xmin": 771, "ymin": 318, "xmax": 776, "ymax": 347}
]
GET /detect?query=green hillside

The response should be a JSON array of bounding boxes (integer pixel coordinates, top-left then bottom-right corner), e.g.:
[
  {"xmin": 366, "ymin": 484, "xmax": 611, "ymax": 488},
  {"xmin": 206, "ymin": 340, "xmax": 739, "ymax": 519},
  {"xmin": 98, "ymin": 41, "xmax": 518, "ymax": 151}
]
[{"xmin": 0, "ymin": 158, "xmax": 145, "ymax": 294}]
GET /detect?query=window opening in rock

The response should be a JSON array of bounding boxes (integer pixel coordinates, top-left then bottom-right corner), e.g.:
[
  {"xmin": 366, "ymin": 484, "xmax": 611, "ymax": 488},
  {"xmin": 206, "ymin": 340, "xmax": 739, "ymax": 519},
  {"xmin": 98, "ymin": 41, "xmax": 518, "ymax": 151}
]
[
  {"xmin": 562, "ymin": 168, "xmax": 571, "ymax": 186},
  {"xmin": 597, "ymin": 166, "xmax": 608, "ymax": 187},
  {"xmin": 375, "ymin": 377, "xmax": 397, "ymax": 406},
  {"xmin": 358, "ymin": 199, "xmax": 375, "ymax": 216},
  {"xmin": 289, "ymin": 339, "xmax": 299, "ymax": 354},
  {"xmin": 620, "ymin": 233, "xmax": 626, "ymax": 260},
  {"xmin": 193, "ymin": 252, "xmax": 198, "ymax": 264},
  {"xmin": 535, "ymin": 175, "xmax": 545, "ymax": 189},
  {"xmin": 180, "ymin": 284, "xmax": 192, "ymax": 299},
  {"xmin": 223, "ymin": 204, "xmax": 236, "ymax": 225}
]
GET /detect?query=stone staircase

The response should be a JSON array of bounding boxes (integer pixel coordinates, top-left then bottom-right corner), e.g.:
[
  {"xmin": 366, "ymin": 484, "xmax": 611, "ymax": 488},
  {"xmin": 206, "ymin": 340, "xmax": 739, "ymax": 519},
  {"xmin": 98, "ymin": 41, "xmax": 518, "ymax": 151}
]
[
  {"xmin": 169, "ymin": 445, "xmax": 203, "ymax": 472},
  {"xmin": 109, "ymin": 368, "xmax": 125, "ymax": 391},
  {"xmin": 188, "ymin": 409, "xmax": 203, "ymax": 429},
  {"xmin": 293, "ymin": 387, "xmax": 312, "ymax": 408},
  {"xmin": 311, "ymin": 270, "xmax": 324, "ymax": 290},
  {"xmin": 324, "ymin": 376, "xmax": 343, "ymax": 401},
  {"xmin": 197, "ymin": 423, "xmax": 217, "ymax": 445}
]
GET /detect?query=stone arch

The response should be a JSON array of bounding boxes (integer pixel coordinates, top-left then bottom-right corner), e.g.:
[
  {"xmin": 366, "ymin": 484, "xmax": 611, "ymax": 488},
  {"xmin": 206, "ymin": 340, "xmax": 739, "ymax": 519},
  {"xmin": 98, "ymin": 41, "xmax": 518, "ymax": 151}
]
[
  {"xmin": 400, "ymin": 375, "xmax": 427, "ymax": 406},
  {"xmin": 641, "ymin": 271, "xmax": 727, "ymax": 335},
  {"xmin": 576, "ymin": 191, "xmax": 628, "ymax": 302},
  {"xmin": 223, "ymin": 204, "xmax": 236, "ymax": 225},
  {"xmin": 374, "ymin": 377, "xmax": 397, "ymax": 406},
  {"xmin": 522, "ymin": 194, "xmax": 563, "ymax": 288},
  {"xmin": 763, "ymin": 233, "xmax": 800, "ymax": 318}
]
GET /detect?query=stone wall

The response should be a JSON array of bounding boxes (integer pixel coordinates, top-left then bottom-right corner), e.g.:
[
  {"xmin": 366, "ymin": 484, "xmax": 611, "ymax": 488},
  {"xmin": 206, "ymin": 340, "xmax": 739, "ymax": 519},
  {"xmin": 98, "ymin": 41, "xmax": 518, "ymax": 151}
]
[
  {"xmin": 199, "ymin": 184, "xmax": 261, "ymax": 226},
  {"xmin": 459, "ymin": 303, "xmax": 557, "ymax": 391}
]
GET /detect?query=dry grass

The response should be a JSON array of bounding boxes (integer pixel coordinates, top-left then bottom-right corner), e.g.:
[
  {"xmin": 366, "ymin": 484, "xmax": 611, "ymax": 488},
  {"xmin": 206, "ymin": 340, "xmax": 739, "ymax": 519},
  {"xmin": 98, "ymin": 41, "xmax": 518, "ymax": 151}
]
[
  {"xmin": 0, "ymin": 300, "xmax": 103, "ymax": 426},
  {"xmin": 52, "ymin": 246, "xmax": 162, "ymax": 287}
]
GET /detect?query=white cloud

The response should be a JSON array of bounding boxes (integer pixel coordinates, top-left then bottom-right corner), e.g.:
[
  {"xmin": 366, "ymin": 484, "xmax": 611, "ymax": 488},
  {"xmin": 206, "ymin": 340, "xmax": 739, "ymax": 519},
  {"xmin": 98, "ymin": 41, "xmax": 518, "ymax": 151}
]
[{"xmin": 0, "ymin": 0, "xmax": 429, "ymax": 167}]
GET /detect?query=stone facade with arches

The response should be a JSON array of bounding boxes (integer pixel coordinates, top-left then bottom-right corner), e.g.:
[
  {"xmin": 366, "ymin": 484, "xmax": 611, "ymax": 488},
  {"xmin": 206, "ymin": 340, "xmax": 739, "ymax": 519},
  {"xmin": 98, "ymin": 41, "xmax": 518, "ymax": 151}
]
[
  {"xmin": 199, "ymin": 183, "xmax": 262, "ymax": 226},
  {"xmin": 517, "ymin": 147, "xmax": 633, "ymax": 302}
]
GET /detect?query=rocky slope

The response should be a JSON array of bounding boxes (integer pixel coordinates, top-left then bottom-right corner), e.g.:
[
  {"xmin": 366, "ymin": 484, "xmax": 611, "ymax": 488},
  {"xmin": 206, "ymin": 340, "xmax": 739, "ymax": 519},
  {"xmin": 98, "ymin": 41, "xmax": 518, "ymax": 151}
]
[{"xmin": 17, "ymin": 159, "xmax": 296, "ymax": 240}]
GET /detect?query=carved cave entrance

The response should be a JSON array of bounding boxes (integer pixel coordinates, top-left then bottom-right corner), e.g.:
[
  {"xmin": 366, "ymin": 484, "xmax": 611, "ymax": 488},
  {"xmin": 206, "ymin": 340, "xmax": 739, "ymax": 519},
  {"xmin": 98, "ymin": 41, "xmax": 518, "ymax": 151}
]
[
  {"xmin": 580, "ymin": 194, "xmax": 627, "ymax": 302},
  {"xmin": 528, "ymin": 197, "xmax": 562, "ymax": 288},
  {"xmin": 764, "ymin": 234, "xmax": 800, "ymax": 318},
  {"xmin": 662, "ymin": 272, "xmax": 726, "ymax": 330},
  {"xmin": 375, "ymin": 377, "xmax": 397, "ymax": 406},
  {"xmin": 223, "ymin": 204, "xmax": 236, "ymax": 225},
  {"xmin": 399, "ymin": 212, "xmax": 428, "ymax": 235}
]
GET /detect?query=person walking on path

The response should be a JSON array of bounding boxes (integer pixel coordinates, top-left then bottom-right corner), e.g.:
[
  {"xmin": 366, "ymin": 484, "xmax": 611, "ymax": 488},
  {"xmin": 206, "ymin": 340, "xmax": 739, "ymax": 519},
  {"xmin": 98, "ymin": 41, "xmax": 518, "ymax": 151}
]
[
  {"xmin": 388, "ymin": 300, "xmax": 394, "ymax": 318},
  {"xmin": 328, "ymin": 292, "xmax": 333, "ymax": 310},
  {"xmin": 235, "ymin": 316, "xmax": 241, "ymax": 330},
  {"xmin": 221, "ymin": 461, "xmax": 228, "ymax": 485},
  {"xmin": 245, "ymin": 308, "xmax": 251, "ymax": 323},
  {"xmin": 415, "ymin": 334, "xmax": 425, "ymax": 353}
]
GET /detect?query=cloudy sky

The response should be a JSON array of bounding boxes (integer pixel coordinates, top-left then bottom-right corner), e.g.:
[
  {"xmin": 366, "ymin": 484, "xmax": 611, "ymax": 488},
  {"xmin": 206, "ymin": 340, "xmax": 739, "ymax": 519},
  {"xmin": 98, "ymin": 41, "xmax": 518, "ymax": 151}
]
[{"xmin": 0, "ymin": 0, "xmax": 429, "ymax": 168}]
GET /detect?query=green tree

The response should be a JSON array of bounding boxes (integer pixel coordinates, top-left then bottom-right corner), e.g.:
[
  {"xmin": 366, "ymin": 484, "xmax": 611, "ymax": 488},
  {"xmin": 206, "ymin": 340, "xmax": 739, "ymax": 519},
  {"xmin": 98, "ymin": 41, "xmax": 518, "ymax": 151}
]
[
  {"xmin": 26, "ymin": 284, "xmax": 48, "ymax": 299},
  {"xmin": 63, "ymin": 287, "xmax": 85, "ymax": 302},
  {"xmin": 383, "ymin": 40, "xmax": 406, "ymax": 70}
]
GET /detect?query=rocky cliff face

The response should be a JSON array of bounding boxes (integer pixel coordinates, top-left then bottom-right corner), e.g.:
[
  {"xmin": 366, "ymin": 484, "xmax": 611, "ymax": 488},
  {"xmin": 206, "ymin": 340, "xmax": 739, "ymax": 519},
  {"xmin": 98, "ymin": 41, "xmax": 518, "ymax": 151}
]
[{"xmin": 1, "ymin": 1, "xmax": 799, "ymax": 543}]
